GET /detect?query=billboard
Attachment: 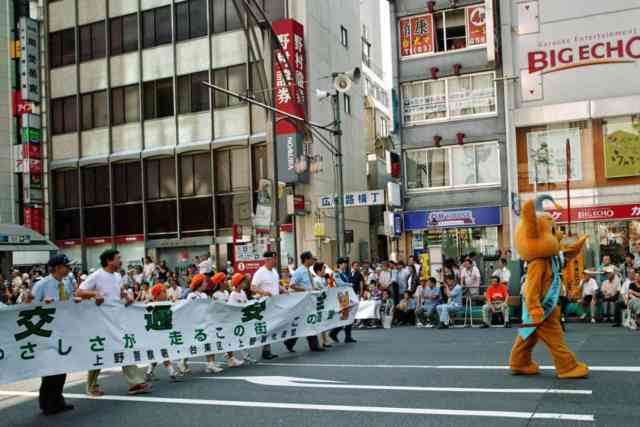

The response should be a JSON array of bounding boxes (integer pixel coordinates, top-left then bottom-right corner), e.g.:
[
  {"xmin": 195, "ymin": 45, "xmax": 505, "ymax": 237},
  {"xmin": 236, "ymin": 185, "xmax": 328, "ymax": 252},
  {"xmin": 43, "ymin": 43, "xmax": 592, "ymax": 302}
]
[{"xmin": 399, "ymin": 13, "xmax": 434, "ymax": 59}]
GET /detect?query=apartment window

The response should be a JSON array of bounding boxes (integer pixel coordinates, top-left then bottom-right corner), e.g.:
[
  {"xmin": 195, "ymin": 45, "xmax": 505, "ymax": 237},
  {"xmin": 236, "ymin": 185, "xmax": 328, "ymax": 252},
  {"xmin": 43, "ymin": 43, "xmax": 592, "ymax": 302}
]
[
  {"xmin": 344, "ymin": 94, "xmax": 351, "ymax": 115},
  {"xmin": 51, "ymin": 95, "xmax": 77, "ymax": 135},
  {"xmin": 402, "ymin": 71, "xmax": 496, "ymax": 126},
  {"xmin": 143, "ymin": 78, "xmax": 174, "ymax": 119},
  {"xmin": 213, "ymin": 65, "xmax": 247, "ymax": 108},
  {"xmin": 82, "ymin": 166, "xmax": 110, "ymax": 207},
  {"xmin": 145, "ymin": 157, "xmax": 176, "ymax": 200},
  {"xmin": 180, "ymin": 153, "xmax": 212, "ymax": 196},
  {"xmin": 400, "ymin": 5, "xmax": 487, "ymax": 59},
  {"xmin": 110, "ymin": 13, "xmax": 138, "ymax": 55},
  {"xmin": 54, "ymin": 169, "xmax": 79, "ymax": 209},
  {"xmin": 177, "ymin": 71, "xmax": 210, "ymax": 114},
  {"xmin": 176, "ymin": 0, "xmax": 208, "ymax": 41},
  {"xmin": 340, "ymin": 25, "xmax": 348, "ymax": 47},
  {"xmin": 79, "ymin": 21, "xmax": 105, "ymax": 62},
  {"xmin": 142, "ymin": 5, "xmax": 172, "ymax": 48},
  {"xmin": 210, "ymin": 0, "xmax": 244, "ymax": 34},
  {"xmin": 405, "ymin": 142, "xmax": 500, "ymax": 191},
  {"xmin": 49, "ymin": 28, "xmax": 75, "ymax": 68},
  {"xmin": 111, "ymin": 85, "xmax": 140, "ymax": 125},
  {"xmin": 112, "ymin": 162, "xmax": 142, "ymax": 203},
  {"xmin": 362, "ymin": 24, "xmax": 371, "ymax": 66},
  {"xmin": 214, "ymin": 148, "xmax": 249, "ymax": 193},
  {"xmin": 81, "ymin": 90, "xmax": 108, "ymax": 130}
]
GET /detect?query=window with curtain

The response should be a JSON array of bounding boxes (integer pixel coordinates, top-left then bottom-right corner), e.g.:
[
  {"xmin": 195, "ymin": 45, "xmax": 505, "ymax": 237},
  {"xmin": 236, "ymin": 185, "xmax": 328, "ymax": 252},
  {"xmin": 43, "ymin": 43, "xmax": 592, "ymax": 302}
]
[
  {"xmin": 51, "ymin": 96, "xmax": 78, "ymax": 135},
  {"xmin": 176, "ymin": 0, "xmax": 208, "ymax": 41},
  {"xmin": 111, "ymin": 84, "xmax": 140, "ymax": 125},
  {"xmin": 142, "ymin": 6, "xmax": 172, "ymax": 48},
  {"xmin": 49, "ymin": 28, "xmax": 75, "ymax": 68},
  {"xmin": 402, "ymin": 71, "xmax": 496, "ymax": 126},
  {"xmin": 406, "ymin": 142, "xmax": 500, "ymax": 191},
  {"xmin": 110, "ymin": 13, "xmax": 138, "ymax": 55},
  {"xmin": 177, "ymin": 71, "xmax": 210, "ymax": 114},
  {"xmin": 79, "ymin": 21, "xmax": 105, "ymax": 62},
  {"xmin": 81, "ymin": 90, "xmax": 108, "ymax": 130}
]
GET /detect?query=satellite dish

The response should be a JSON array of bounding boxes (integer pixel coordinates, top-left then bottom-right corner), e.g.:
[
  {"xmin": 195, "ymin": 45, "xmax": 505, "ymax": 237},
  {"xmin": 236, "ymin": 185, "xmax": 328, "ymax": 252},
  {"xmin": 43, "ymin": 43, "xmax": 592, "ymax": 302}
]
[{"xmin": 334, "ymin": 74, "xmax": 352, "ymax": 93}]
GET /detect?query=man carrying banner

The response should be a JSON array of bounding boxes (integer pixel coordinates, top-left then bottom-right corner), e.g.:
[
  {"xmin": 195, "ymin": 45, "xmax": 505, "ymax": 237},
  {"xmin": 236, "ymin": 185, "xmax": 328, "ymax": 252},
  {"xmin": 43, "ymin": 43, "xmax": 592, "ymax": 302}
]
[
  {"xmin": 329, "ymin": 257, "xmax": 357, "ymax": 344},
  {"xmin": 284, "ymin": 251, "xmax": 324, "ymax": 353},
  {"xmin": 76, "ymin": 249, "xmax": 152, "ymax": 396},
  {"xmin": 31, "ymin": 254, "xmax": 75, "ymax": 416},
  {"xmin": 251, "ymin": 251, "xmax": 283, "ymax": 360}
]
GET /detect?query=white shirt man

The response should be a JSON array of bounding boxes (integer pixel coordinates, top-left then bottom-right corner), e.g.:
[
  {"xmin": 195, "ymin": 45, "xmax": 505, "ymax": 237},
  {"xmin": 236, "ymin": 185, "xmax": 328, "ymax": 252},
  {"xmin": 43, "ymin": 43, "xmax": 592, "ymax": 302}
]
[
  {"xmin": 493, "ymin": 259, "xmax": 511, "ymax": 284},
  {"xmin": 461, "ymin": 259, "xmax": 481, "ymax": 295},
  {"xmin": 166, "ymin": 283, "xmax": 182, "ymax": 302},
  {"xmin": 250, "ymin": 252, "xmax": 281, "ymax": 359},
  {"xmin": 581, "ymin": 276, "xmax": 599, "ymax": 297},
  {"xmin": 79, "ymin": 268, "xmax": 123, "ymax": 300},
  {"xmin": 198, "ymin": 257, "xmax": 213, "ymax": 275}
]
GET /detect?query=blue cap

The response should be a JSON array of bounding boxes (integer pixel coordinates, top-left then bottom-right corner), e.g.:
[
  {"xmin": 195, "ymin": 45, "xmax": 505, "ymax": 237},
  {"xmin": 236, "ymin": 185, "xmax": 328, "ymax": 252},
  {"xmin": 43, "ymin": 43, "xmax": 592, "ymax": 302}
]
[
  {"xmin": 300, "ymin": 251, "xmax": 315, "ymax": 262},
  {"xmin": 48, "ymin": 254, "xmax": 71, "ymax": 269}
]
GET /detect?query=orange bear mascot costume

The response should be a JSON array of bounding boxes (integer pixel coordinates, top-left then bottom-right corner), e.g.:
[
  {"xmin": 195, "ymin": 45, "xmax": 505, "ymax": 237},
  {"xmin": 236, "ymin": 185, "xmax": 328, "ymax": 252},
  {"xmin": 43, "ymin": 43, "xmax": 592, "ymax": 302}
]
[{"xmin": 509, "ymin": 195, "xmax": 589, "ymax": 379}]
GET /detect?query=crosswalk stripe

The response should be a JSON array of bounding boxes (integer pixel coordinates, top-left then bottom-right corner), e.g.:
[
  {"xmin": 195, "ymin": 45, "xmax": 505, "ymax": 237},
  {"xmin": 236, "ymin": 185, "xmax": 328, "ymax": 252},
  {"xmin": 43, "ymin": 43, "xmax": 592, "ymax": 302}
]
[{"xmin": 0, "ymin": 391, "xmax": 594, "ymax": 422}]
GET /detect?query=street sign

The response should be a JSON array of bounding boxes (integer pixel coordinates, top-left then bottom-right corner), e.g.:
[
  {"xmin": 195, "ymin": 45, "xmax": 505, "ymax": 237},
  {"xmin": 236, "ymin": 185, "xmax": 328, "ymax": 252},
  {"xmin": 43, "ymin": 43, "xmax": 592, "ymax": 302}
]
[{"xmin": 319, "ymin": 190, "xmax": 385, "ymax": 209}]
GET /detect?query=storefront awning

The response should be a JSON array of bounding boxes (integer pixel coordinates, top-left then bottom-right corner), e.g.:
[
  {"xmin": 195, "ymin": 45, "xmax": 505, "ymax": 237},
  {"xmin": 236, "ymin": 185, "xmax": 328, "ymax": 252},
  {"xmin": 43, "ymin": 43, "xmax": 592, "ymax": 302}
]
[{"xmin": 0, "ymin": 224, "xmax": 58, "ymax": 252}]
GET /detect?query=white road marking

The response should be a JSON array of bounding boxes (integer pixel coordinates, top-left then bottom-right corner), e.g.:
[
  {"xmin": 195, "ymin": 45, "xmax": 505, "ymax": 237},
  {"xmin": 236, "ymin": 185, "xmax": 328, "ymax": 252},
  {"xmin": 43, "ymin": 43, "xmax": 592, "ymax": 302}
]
[
  {"xmin": 256, "ymin": 363, "xmax": 640, "ymax": 372},
  {"xmin": 0, "ymin": 391, "xmax": 594, "ymax": 422},
  {"xmin": 197, "ymin": 375, "xmax": 592, "ymax": 395}
]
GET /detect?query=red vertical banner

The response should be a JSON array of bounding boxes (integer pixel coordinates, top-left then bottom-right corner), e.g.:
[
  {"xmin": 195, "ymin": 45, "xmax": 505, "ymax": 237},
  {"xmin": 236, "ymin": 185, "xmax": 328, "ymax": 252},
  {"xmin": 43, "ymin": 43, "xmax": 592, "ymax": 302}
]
[
  {"xmin": 399, "ymin": 17, "xmax": 412, "ymax": 58},
  {"xmin": 272, "ymin": 19, "xmax": 306, "ymax": 135},
  {"xmin": 465, "ymin": 5, "xmax": 487, "ymax": 46},
  {"xmin": 23, "ymin": 207, "xmax": 43, "ymax": 234}
]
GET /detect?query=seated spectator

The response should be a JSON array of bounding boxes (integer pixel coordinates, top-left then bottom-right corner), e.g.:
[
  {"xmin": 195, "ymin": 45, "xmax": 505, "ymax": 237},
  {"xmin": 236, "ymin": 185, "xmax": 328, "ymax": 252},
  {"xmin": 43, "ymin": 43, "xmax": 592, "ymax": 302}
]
[
  {"xmin": 481, "ymin": 275, "xmax": 510, "ymax": 328},
  {"xmin": 394, "ymin": 291, "xmax": 416, "ymax": 325},
  {"xmin": 579, "ymin": 271, "xmax": 599, "ymax": 323},
  {"xmin": 436, "ymin": 275, "xmax": 463, "ymax": 329},
  {"xmin": 379, "ymin": 288, "xmax": 394, "ymax": 319},
  {"xmin": 627, "ymin": 269, "xmax": 640, "ymax": 326},
  {"xmin": 613, "ymin": 269, "xmax": 635, "ymax": 327},
  {"xmin": 460, "ymin": 257, "xmax": 481, "ymax": 297},
  {"xmin": 492, "ymin": 258, "xmax": 511, "ymax": 285},
  {"xmin": 600, "ymin": 266, "xmax": 621, "ymax": 322},
  {"xmin": 415, "ymin": 277, "xmax": 441, "ymax": 328}
]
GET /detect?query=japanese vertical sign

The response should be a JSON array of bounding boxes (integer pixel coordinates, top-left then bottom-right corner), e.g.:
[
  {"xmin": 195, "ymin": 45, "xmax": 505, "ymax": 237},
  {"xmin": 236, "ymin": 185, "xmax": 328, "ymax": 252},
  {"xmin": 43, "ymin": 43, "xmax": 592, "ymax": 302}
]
[
  {"xmin": 465, "ymin": 5, "xmax": 487, "ymax": 46},
  {"xmin": 273, "ymin": 19, "xmax": 308, "ymax": 184},
  {"xmin": 19, "ymin": 17, "xmax": 40, "ymax": 102},
  {"xmin": 0, "ymin": 288, "xmax": 358, "ymax": 385},
  {"xmin": 399, "ymin": 13, "xmax": 434, "ymax": 59}
]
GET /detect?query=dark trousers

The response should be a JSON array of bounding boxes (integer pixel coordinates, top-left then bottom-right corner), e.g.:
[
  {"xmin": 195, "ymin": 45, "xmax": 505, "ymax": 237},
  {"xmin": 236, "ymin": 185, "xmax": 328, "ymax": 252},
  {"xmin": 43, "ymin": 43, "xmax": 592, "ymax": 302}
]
[
  {"xmin": 39, "ymin": 374, "xmax": 67, "ymax": 413},
  {"xmin": 614, "ymin": 300, "xmax": 627, "ymax": 324},
  {"xmin": 331, "ymin": 324, "xmax": 353, "ymax": 340},
  {"xmin": 395, "ymin": 309, "xmax": 415, "ymax": 325},
  {"xmin": 285, "ymin": 335, "xmax": 320, "ymax": 351}
]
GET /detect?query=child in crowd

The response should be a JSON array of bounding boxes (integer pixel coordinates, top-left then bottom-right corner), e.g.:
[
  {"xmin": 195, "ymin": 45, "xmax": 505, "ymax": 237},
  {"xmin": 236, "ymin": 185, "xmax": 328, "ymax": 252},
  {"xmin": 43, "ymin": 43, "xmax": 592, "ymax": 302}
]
[
  {"xmin": 182, "ymin": 275, "xmax": 224, "ymax": 374},
  {"xmin": 227, "ymin": 273, "xmax": 256, "ymax": 364},
  {"xmin": 395, "ymin": 291, "xmax": 416, "ymax": 326},
  {"xmin": 145, "ymin": 284, "xmax": 184, "ymax": 382}
]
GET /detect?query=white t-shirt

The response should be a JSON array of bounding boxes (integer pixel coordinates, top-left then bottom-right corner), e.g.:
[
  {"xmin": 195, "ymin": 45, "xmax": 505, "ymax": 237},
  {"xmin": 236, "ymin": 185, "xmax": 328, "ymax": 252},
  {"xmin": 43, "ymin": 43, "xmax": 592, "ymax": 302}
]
[
  {"xmin": 228, "ymin": 290, "xmax": 248, "ymax": 306},
  {"xmin": 187, "ymin": 291, "xmax": 208, "ymax": 301},
  {"xmin": 251, "ymin": 266, "xmax": 280, "ymax": 297},
  {"xmin": 493, "ymin": 267, "xmax": 511, "ymax": 284},
  {"xmin": 198, "ymin": 258, "xmax": 213, "ymax": 274},
  {"xmin": 80, "ymin": 269, "xmax": 123, "ymax": 300},
  {"xmin": 213, "ymin": 290, "xmax": 229, "ymax": 302},
  {"xmin": 143, "ymin": 262, "xmax": 156, "ymax": 280},
  {"xmin": 166, "ymin": 286, "xmax": 182, "ymax": 301},
  {"xmin": 581, "ymin": 278, "xmax": 598, "ymax": 297}
]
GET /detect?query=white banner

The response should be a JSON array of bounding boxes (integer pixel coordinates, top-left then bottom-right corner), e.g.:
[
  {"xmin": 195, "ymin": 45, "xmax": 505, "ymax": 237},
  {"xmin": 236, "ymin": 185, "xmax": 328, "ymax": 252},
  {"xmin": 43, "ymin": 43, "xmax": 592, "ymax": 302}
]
[{"xmin": 0, "ymin": 288, "xmax": 358, "ymax": 385}]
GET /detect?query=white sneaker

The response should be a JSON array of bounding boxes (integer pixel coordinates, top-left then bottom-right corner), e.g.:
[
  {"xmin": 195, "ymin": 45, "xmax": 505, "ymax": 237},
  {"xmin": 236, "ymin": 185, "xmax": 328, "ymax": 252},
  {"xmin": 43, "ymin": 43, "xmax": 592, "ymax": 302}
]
[
  {"xmin": 580, "ymin": 313, "xmax": 587, "ymax": 320},
  {"xmin": 205, "ymin": 363, "xmax": 224, "ymax": 374},
  {"xmin": 170, "ymin": 370, "xmax": 185, "ymax": 382},
  {"xmin": 243, "ymin": 356, "xmax": 258, "ymax": 364},
  {"xmin": 227, "ymin": 357, "xmax": 244, "ymax": 368},
  {"xmin": 416, "ymin": 322, "xmax": 424, "ymax": 328},
  {"xmin": 590, "ymin": 318, "xmax": 596, "ymax": 324},
  {"xmin": 177, "ymin": 361, "xmax": 191, "ymax": 375},
  {"xmin": 425, "ymin": 323, "xmax": 434, "ymax": 328}
]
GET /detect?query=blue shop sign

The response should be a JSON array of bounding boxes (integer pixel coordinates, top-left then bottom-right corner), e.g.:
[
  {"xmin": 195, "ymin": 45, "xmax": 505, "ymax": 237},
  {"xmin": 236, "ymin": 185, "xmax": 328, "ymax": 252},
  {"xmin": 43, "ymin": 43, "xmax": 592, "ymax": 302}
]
[{"xmin": 404, "ymin": 206, "xmax": 502, "ymax": 231}]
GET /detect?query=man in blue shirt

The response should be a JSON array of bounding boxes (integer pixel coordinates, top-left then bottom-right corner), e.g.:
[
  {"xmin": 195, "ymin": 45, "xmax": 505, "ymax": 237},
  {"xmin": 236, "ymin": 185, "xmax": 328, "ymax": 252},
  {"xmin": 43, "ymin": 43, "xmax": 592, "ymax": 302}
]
[
  {"xmin": 436, "ymin": 274, "xmax": 464, "ymax": 329},
  {"xmin": 284, "ymin": 251, "xmax": 324, "ymax": 353},
  {"xmin": 329, "ymin": 257, "xmax": 357, "ymax": 344},
  {"xmin": 31, "ymin": 254, "xmax": 75, "ymax": 416},
  {"xmin": 416, "ymin": 277, "xmax": 442, "ymax": 328}
]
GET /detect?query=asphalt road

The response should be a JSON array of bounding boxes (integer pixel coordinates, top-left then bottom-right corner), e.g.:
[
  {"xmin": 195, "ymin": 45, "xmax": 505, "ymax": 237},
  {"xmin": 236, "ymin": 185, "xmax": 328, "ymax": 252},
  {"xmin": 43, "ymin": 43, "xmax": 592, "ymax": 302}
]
[{"xmin": 0, "ymin": 322, "xmax": 638, "ymax": 427}]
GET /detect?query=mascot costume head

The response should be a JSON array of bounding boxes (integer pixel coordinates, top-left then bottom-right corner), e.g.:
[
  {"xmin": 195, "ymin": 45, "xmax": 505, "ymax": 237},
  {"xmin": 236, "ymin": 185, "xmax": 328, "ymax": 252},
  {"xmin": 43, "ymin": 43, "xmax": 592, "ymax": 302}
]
[{"xmin": 509, "ymin": 195, "xmax": 589, "ymax": 379}]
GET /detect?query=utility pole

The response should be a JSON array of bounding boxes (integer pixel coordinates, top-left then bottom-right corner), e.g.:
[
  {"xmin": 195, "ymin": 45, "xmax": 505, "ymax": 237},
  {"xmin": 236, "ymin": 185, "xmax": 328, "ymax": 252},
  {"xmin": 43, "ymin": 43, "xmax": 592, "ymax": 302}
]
[{"xmin": 331, "ymin": 91, "xmax": 346, "ymax": 258}]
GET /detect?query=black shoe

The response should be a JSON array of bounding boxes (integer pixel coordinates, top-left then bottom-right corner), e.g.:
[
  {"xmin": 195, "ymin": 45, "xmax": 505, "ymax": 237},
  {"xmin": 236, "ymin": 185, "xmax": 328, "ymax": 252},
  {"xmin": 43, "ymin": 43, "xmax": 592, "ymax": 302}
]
[
  {"xmin": 311, "ymin": 347, "xmax": 326, "ymax": 352},
  {"xmin": 345, "ymin": 338, "xmax": 357, "ymax": 343},
  {"xmin": 43, "ymin": 404, "xmax": 74, "ymax": 416},
  {"xmin": 262, "ymin": 353, "xmax": 278, "ymax": 360},
  {"xmin": 612, "ymin": 323, "xmax": 622, "ymax": 327},
  {"xmin": 480, "ymin": 323, "xmax": 490, "ymax": 329},
  {"xmin": 437, "ymin": 322, "xmax": 449, "ymax": 329},
  {"xmin": 285, "ymin": 346, "xmax": 296, "ymax": 353},
  {"xmin": 323, "ymin": 344, "xmax": 332, "ymax": 348},
  {"xmin": 504, "ymin": 321, "xmax": 511, "ymax": 328},
  {"xmin": 329, "ymin": 332, "xmax": 340, "ymax": 343}
]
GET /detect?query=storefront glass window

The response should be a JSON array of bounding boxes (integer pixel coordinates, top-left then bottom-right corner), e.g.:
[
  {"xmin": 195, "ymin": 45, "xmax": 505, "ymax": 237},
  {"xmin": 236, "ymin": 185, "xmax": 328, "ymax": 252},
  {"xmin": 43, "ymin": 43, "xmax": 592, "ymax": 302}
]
[{"xmin": 526, "ymin": 128, "xmax": 582, "ymax": 184}]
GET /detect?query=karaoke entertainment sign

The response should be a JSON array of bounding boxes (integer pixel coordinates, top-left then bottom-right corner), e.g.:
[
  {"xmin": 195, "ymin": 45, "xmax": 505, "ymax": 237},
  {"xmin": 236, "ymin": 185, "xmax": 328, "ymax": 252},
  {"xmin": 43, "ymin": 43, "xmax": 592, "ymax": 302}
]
[{"xmin": 0, "ymin": 288, "xmax": 358, "ymax": 385}]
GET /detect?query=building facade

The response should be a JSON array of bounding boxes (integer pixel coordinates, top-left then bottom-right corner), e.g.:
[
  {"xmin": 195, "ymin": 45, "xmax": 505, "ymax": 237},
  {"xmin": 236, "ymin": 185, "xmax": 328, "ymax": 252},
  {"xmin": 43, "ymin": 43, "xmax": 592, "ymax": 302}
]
[
  {"xmin": 390, "ymin": 0, "xmax": 507, "ymax": 271},
  {"xmin": 44, "ymin": 0, "xmax": 370, "ymax": 270},
  {"xmin": 501, "ymin": 0, "xmax": 640, "ymax": 268}
]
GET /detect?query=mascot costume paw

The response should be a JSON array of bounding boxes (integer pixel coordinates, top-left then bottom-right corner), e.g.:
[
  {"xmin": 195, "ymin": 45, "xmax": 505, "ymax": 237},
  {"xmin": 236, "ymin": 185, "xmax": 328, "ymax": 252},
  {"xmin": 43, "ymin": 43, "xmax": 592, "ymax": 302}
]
[{"xmin": 509, "ymin": 195, "xmax": 589, "ymax": 379}]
